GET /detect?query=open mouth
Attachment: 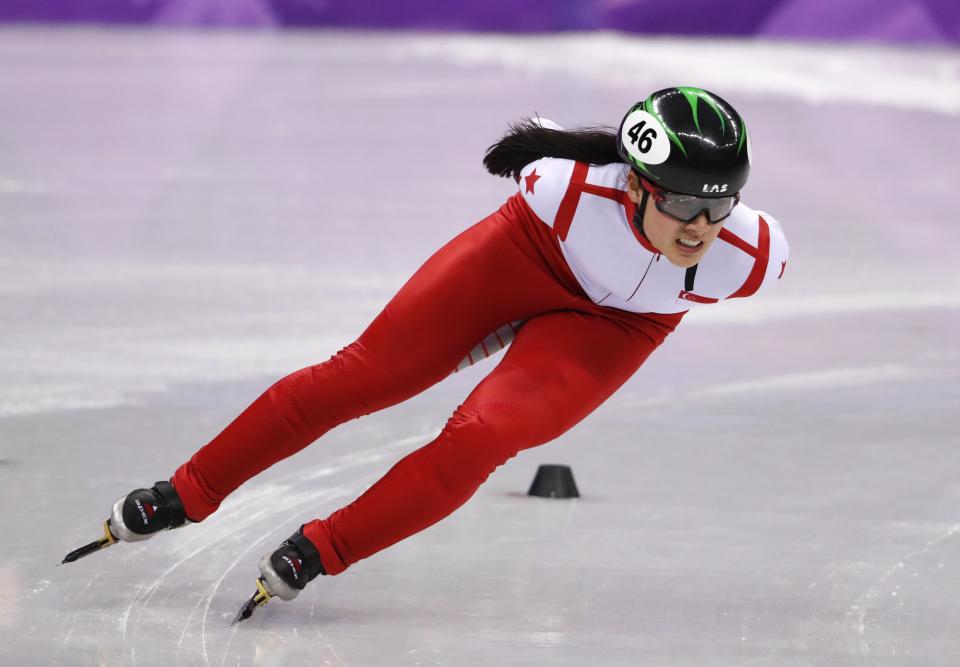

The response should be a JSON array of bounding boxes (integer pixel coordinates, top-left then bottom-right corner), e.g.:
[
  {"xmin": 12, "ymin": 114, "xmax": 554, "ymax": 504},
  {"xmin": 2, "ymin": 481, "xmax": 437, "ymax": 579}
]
[{"xmin": 676, "ymin": 238, "xmax": 703, "ymax": 255}]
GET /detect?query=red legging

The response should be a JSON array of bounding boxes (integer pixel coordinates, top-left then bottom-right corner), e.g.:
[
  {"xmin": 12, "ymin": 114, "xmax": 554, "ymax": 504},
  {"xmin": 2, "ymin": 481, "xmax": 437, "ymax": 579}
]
[{"xmin": 171, "ymin": 194, "xmax": 683, "ymax": 575}]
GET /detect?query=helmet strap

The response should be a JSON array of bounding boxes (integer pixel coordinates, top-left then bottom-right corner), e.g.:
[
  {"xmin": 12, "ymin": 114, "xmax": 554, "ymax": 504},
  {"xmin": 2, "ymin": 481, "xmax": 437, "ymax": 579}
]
[{"xmin": 631, "ymin": 188, "xmax": 650, "ymax": 240}]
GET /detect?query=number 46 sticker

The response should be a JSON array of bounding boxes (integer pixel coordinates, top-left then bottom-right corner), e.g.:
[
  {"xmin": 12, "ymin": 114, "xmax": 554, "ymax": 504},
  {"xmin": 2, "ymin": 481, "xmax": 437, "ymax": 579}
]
[{"xmin": 619, "ymin": 109, "xmax": 671, "ymax": 166}]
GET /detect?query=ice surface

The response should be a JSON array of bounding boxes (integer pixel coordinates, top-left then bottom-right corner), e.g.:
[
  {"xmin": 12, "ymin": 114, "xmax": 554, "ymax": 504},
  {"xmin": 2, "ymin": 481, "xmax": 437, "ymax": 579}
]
[{"xmin": 1, "ymin": 27, "xmax": 958, "ymax": 665}]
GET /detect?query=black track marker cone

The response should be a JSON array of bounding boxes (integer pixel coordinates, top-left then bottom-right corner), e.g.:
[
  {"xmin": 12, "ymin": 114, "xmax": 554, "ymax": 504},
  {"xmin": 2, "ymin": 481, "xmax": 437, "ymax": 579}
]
[{"xmin": 527, "ymin": 464, "xmax": 579, "ymax": 498}]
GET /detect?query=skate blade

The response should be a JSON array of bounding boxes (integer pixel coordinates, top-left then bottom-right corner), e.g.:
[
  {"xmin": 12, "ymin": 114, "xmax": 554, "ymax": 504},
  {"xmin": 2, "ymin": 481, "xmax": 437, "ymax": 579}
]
[
  {"xmin": 232, "ymin": 577, "xmax": 273, "ymax": 625},
  {"xmin": 61, "ymin": 520, "xmax": 118, "ymax": 564}
]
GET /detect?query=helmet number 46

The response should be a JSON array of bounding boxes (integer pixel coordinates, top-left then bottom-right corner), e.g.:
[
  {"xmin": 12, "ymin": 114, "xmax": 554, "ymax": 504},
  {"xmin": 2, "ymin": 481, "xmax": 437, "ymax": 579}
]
[
  {"xmin": 620, "ymin": 109, "xmax": 670, "ymax": 165},
  {"xmin": 627, "ymin": 121, "xmax": 657, "ymax": 154}
]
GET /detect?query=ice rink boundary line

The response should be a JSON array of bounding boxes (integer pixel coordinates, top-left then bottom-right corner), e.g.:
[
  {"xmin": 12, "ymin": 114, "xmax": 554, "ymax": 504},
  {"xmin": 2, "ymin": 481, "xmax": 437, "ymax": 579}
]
[
  {"xmin": 0, "ymin": 257, "xmax": 408, "ymax": 292},
  {"xmin": 614, "ymin": 364, "xmax": 938, "ymax": 410},
  {"xmin": 2, "ymin": 288, "xmax": 957, "ymax": 420},
  {"xmin": 4, "ymin": 254, "xmax": 959, "ymax": 316},
  {"xmin": 684, "ymin": 291, "xmax": 960, "ymax": 325}
]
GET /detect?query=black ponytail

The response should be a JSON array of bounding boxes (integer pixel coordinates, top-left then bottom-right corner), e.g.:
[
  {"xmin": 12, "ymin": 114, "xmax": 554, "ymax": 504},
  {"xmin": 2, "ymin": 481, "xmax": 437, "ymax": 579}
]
[{"xmin": 483, "ymin": 120, "xmax": 622, "ymax": 181}]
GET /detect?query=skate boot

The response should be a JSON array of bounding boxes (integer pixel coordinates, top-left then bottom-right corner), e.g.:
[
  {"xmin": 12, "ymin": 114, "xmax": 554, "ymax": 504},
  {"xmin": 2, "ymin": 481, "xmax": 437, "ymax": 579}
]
[
  {"xmin": 233, "ymin": 527, "xmax": 325, "ymax": 623},
  {"xmin": 108, "ymin": 480, "xmax": 189, "ymax": 542},
  {"xmin": 62, "ymin": 480, "xmax": 189, "ymax": 563}
]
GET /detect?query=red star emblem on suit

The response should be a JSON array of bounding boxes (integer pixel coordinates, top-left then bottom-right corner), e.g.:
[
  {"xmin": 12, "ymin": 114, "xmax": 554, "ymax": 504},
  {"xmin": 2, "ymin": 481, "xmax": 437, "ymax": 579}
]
[{"xmin": 524, "ymin": 169, "xmax": 541, "ymax": 194}]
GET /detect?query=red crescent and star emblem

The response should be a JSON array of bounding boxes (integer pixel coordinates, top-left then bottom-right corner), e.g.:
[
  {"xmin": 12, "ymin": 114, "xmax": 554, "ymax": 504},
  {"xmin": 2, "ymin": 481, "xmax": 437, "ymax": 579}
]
[{"xmin": 524, "ymin": 169, "xmax": 541, "ymax": 194}]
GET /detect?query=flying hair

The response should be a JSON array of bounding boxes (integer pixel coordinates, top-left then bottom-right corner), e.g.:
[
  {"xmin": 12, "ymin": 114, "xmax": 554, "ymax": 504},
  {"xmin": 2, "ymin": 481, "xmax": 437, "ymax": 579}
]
[{"xmin": 483, "ymin": 120, "xmax": 622, "ymax": 182}]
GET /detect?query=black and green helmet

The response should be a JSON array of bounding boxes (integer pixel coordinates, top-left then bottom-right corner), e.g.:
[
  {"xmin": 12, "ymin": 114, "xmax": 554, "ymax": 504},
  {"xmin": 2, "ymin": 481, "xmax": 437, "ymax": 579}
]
[{"xmin": 616, "ymin": 87, "xmax": 750, "ymax": 197}]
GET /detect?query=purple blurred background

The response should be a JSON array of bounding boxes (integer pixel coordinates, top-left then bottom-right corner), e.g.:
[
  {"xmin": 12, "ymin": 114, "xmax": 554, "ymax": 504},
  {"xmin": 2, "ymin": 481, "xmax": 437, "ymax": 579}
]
[{"xmin": 0, "ymin": 0, "xmax": 957, "ymax": 44}]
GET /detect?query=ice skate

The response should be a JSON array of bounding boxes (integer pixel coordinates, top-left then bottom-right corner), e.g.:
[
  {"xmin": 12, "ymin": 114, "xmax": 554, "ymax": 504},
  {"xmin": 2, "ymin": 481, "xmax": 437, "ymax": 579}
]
[
  {"xmin": 61, "ymin": 481, "xmax": 188, "ymax": 564},
  {"xmin": 233, "ymin": 527, "xmax": 325, "ymax": 624}
]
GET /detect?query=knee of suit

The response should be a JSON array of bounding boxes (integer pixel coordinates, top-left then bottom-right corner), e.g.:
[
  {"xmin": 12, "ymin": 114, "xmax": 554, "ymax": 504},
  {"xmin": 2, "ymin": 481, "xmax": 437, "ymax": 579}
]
[
  {"xmin": 431, "ymin": 402, "xmax": 534, "ymax": 495},
  {"xmin": 265, "ymin": 342, "xmax": 369, "ymax": 437}
]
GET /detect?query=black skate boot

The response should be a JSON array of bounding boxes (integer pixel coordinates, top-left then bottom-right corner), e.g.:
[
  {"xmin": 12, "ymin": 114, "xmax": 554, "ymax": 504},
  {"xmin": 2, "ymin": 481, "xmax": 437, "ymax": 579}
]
[
  {"xmin": 62, "ymin": 480, "xmax": 189, "ymax": 564},
  {"xmin": 108, "ymin": 480, "xmax": 189, "ymax": 542},
  {"xmin": 233, "ymin": 527, "xmax": 325, "ymax": 623}
]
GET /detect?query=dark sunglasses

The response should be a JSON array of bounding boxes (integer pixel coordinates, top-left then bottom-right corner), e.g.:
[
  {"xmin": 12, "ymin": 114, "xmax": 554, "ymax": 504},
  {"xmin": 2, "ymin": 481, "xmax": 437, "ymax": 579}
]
[{"xmin": 640, "ymin": 177, "xmax": 739, "ymax": 224}]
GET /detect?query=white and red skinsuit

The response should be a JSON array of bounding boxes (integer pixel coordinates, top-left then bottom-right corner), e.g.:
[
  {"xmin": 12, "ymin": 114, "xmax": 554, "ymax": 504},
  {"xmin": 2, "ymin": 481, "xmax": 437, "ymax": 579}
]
[{"xmin": 171, "ymin": 157, "xmax": 789, "ymax": 576}]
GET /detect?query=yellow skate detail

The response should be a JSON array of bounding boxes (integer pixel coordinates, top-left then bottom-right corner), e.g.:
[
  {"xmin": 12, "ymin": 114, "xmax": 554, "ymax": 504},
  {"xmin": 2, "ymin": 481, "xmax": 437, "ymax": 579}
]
[{"xmin": 253, "ymin": 577, "xmax": 273, "ymax": 606}]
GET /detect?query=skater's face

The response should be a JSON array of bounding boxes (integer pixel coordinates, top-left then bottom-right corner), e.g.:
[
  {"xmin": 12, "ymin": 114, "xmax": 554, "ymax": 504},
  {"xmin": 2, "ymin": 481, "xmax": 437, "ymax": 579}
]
[{"xmin": 626, "ymin": 171, "xmax": 726, "ymax": 269}]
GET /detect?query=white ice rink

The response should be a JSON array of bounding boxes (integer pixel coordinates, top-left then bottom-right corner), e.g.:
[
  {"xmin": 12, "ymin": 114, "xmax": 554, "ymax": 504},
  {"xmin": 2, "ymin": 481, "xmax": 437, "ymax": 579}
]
[{"xmin": 2, "ymin": 27, "xmax": 959, "ymax": 665}]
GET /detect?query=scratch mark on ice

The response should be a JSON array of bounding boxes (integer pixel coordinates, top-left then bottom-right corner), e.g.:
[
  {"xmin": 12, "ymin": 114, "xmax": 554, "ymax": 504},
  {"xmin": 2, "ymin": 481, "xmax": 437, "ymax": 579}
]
[{"xmin": 848, "ymin": 523, "xmax": 960, "ymax": 656}]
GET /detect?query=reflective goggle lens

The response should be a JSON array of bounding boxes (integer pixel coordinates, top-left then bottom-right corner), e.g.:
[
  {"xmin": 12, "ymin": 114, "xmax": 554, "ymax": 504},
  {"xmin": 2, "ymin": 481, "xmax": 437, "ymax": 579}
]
[
  {"xmin": 655, "ymin": 191, "xmax": 739, "ymax": 223},
  {"xmin": 641, "ymin": 178, "xmax": 739, "ymax": 224}
]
